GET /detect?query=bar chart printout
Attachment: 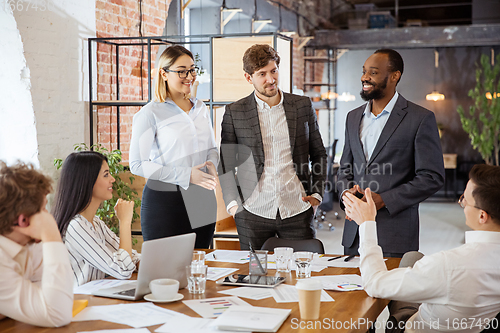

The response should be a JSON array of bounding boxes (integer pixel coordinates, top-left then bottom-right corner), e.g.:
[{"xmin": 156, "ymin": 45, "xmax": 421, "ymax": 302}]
[{"xmin": 182, "ymin": 296, "xmax": 252, "ymax": 318}]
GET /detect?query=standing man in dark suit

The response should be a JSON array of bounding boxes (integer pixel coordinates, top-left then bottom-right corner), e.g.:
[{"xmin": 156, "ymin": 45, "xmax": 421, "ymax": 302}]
[
  {"xmin": 337, "ymin": 49, "xmax": 445, "ymax": 258},
  {"xmin": 219, "ymin": 44, "xmax": 327, "ymax": 250}
]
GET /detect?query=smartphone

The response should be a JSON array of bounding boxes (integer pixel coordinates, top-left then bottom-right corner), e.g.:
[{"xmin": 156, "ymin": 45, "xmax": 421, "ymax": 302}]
[{"xmin": 217, "ymin": 274, "xmax": 286, "ymax": 288}]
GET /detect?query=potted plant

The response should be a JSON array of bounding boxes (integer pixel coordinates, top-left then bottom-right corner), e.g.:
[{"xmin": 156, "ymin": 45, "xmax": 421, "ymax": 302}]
[
  {"xmin": 54, "ymin": 143, "xmax": 141, "ymax": 235},
  {"xmin": 457, "ymin": 53, "xmax": 500, "ymax": 166}
]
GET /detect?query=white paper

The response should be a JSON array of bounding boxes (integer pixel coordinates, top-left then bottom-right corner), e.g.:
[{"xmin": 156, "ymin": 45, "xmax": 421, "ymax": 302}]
[
  {"xmin": 212, "ymin": 306, "xmax": 291, "ymax": 333},
  {"xmin": 78, "ymin": 329, "xmax": 151, "ymax": 333},
  {"xmin": 73, "ymin": 303, "xmax": 187, "ymax": 328},
  {"xmin": 217, "ymin": 286, "xmax": 273, "ymax": 300},
  {"xmin": 182, "ymin": 296, "xmax": 252, "ymax": 318},
  {"xmin": 314, "ymin": 256, "xmax": 362, "ymax": 268},
  {"xmin": 312, "ymin": 274, "xmax": 364, "ymax": 291},
  {"xmin": 315, "ymin": 256, "xmax": 386, "ymax": 268},
  {"xmin": 205, "ymin": 250, "xmax": 250, "ymax": 264},
  {"xmin": 270, "ymin": 284, "xmax": 334, "ymax": 303},
  {"xmin": 207, "ymin": 267, "xmax": 239, "ymax": 281},
  {"xmin": 155, "ymin": 317, "xmax": 241, "ymax": 333},
  {"xmin": 74, "ymin": 279, "xmax": 135, "ymax": 295}
]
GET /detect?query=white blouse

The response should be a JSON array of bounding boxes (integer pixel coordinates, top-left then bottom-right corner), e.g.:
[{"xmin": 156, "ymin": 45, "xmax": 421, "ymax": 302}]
[
  {"xmin": 129, "ymin": 98, "xmax": 219, "ymax": 189},
  {"xmin": 63, "ymin": 214, "xmax": 140, "ymax": 287}
]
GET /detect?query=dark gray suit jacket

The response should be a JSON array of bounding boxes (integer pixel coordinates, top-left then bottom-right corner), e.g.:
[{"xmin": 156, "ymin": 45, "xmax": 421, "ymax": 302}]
[
  {"xmin": 337, "ymin": 94, "xmax": 445, "ymax": 254},
  {"xmin": 218, "ymin": 92, "xmax": 327, "ymax": 211}
]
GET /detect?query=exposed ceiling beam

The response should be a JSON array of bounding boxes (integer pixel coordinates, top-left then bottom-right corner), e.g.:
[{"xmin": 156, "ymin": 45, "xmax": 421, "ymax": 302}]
[{"xmin": 312, "ymin": 24, "xmax": 500, "ymax": 49}]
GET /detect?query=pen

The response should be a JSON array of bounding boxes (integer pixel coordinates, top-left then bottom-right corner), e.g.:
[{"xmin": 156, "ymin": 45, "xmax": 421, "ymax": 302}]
[
  {"xmin": 249, "ymin": 242, "xmax": 266, "ymax": 274},
  {"xmin": 213, "ymin": 253, "xmax": 217, "ymax": 260},
  {"xmin": 344, "ymin": 255, "xmax": 355, "ymax": 262},
  {"xmin": 328, "ymin": 256, "xmax": 342, "ymax": 261}
]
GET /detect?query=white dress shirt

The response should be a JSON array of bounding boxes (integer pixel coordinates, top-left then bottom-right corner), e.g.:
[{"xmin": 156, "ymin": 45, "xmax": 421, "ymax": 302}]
[
  {"xmin": 63, "ymin": 214, "xmax": 141, "ymax": 287},
  {"xmin": 359, "ymin": 221, "xmax": 500, "ymax": 333},
  {"xmin": 0, "ymin": 235, "xmax": 73, "ymax": 327},
  {"xmin": 360, "ymin": 91, "xmax": 399, "ymax": 161},
  {"xmin": 233, "ymin": 90, "xmax": 321, "ymax": 220},
  {"xmin": 129, "ymin": 98, "xmax": 219, "ymax": 190}
]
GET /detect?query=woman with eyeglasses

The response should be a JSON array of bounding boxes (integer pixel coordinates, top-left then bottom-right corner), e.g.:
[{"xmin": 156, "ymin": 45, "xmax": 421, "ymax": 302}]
[{"xmin": 129, "ymin": 45, "xmax": 218, "ymax": 248}]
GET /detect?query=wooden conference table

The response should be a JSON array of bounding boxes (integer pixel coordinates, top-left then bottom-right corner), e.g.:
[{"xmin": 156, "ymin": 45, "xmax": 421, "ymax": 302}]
[{"xmin": 0, "ymin": 253, "xmax": 400, "ymax": 333}]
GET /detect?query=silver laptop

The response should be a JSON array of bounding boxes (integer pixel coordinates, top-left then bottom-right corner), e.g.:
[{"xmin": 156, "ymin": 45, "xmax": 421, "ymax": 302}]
[{"xmin": 92, "ymin": 233, "xmax": 196, "ymax": 301}]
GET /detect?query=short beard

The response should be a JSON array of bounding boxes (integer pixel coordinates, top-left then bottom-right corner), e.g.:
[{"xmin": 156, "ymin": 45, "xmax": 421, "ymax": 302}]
[
  {"xmin": 255, "ymin": 84, "xmax": 278, "ymax": 98},
  {"xmin": 360, "ymin": 75, "xmax": 388, "ymax": 101}
]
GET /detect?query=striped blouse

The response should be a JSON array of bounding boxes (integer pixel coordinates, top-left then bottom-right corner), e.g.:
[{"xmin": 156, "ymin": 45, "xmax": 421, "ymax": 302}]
[{"xmin": 63, "ymin": 214, "xmax": 140, "ymax": 287}]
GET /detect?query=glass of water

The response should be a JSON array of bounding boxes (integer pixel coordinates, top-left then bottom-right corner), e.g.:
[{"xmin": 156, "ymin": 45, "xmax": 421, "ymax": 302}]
[
  {"xmin": 192, "ymin": 250, "xmax": 205, "ymax": 267},
  {"xmin": 274, "ymin": 247, "xmax": 293, "ymax": 273},
  {"xmin": 186, "ymin": 264, "xmax": 208, "ymax": 294},
  {"xmin": 294, "ymin": 251, "xmax": 313, "ymax": 279}
]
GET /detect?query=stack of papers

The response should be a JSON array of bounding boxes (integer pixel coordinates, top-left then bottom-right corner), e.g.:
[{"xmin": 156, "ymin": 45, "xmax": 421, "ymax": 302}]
[
  {"xmin": 156, "ymin": 317, "xmax": 241, "ymax": 333},
  {"xmin": 312, "ymin": 274, "xmax": 363, "ymax": 291},
  {"xmin": 207, "ymin": 267, "xmax": 239, "ymax": 281},
  {"xmin": 72, "ymin": 303, "xmax": 186, "ymax": 328},
  {"xmin": 218, "ymin": 286, "xmax": 273, "ymax": 300},
  {"xmin": 77, "ymin": 329, "xmax": 151, "ymax": 333},
  {"xmin": 73, "ymin": 279, "xmax": 133, "ymax": 295},
  {"xmin": 270, "ymin": 284, "xmax": 334, "ymax": 303},
  {"xmin": 182, "ymin": 296, "xmax": 252, "ymax": 318},
  {"xmin": 205, "ymin": 250, "xmax": 250, "ymax": 264},
  {"xmin": 212, "ymin": 307, "xmax": 291, "ymax": 333}
]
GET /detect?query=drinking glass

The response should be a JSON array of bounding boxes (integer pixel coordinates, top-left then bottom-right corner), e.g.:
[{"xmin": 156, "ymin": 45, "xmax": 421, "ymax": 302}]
[
  {"xmin": 274, "ymin": 247, "xmax": 293, "ymax": 273},
  {"xmin": 186, "ymin": 264, "xmax": 207, "ymax": 294},
  {"xmin": 294, "ymin": 251, "xmax": 313, "ymax": 278},
  {"xmin": 192, "ymin": 250, "xmax": 205, "ymax": 267}
]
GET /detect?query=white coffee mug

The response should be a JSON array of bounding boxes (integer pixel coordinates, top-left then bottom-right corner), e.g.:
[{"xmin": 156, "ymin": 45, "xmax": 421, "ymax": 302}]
[{"xmin": 149, "ymin": 278, "xmax": 179, "ymax": 300}]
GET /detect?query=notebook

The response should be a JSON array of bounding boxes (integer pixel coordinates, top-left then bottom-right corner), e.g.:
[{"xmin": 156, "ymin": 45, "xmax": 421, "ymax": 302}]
[
  {"xmin": 212, "ymin": 306, "xmax": 291, "ymax": 332},
  {"xmin": 92, "ymin": 233, "xmax": 196, "ymax": 301}
]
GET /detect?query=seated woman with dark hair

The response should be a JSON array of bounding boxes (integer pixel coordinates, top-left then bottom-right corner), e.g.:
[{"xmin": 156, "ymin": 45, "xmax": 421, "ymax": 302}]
[{"xmin": 52, "ymin": 151, "xmax": 140, "ymax": 287}]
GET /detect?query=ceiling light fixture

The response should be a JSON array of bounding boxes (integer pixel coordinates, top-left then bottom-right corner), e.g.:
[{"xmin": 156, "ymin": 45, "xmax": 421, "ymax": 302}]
[{"xmin": 426, "ymin": 50, "xmax": 445, "ymax": 102}]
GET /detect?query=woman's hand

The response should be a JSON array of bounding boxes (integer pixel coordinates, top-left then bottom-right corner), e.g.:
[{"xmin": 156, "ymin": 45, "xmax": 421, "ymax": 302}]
[
  {"xmin": 190, "ymin": 162, "xmax": 217, "ymax": 190},
  {"xmin": 114, "ymin": 199, "xmax": 134, "ymax": 227},
  {"xmin": 115, "ymin": 199, "xmax": 134, "ymax": 256},
  {"xmin": 343, "ymin": 188, "xmax": 377, "ymax": 226}
]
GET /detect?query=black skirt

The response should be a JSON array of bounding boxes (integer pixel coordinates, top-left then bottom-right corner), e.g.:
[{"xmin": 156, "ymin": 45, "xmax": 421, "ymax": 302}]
[{"xmin": 140, "ymin": 179, "xmax": 216, "ymax": 248}]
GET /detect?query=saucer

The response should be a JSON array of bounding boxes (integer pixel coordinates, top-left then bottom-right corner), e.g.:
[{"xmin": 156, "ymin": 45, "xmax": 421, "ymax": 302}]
[{"xmin": 143, "ymin": 293, "xmax": 184, "ymax": 303}]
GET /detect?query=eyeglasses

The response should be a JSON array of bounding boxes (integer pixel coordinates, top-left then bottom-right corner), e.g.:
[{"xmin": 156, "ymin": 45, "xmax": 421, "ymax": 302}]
[
  {"xmin": 458, "ymin": 194, "xmax": 483, "ymax": 210},
  {"xmin": 163, "ymin": 67, "xmax": 198, "ymax": 79}
]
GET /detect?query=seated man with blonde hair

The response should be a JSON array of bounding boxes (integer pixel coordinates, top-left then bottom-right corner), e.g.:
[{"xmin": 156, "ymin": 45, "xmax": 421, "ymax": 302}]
[
  {"xmin": 0, "ymin": 162, "xmax": 73, "ymax": 327},
  {"xmin": 344, "ymin": 164, "xmax": 500, "ymax": 333}
]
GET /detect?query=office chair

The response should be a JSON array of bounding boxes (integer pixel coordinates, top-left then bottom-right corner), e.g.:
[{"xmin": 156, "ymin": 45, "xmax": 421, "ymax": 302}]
[{"xmin": 260, "ymin": 236, "xmax": 325, "ymax": 254}]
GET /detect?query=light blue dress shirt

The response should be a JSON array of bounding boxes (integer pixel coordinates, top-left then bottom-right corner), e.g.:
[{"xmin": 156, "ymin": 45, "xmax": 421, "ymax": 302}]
[
  {"xmin": 360, "ymin": 91, "xmax": 399, "ymax": 161},
  {"xmin": 129, "ymin": 98, "xmax": 219, "ymax": 190}
]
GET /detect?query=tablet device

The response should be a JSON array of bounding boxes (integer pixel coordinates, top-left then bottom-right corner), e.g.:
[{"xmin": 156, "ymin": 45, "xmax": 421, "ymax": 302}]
[{"xmin": 218, "ymin": 274, "xmax": 286, "ymax": 288}]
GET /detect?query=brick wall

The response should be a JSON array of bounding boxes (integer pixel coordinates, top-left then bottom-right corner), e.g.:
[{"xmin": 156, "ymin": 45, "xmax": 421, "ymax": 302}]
[{"xmin": 95, "ymin": 0, "xmax": 172, "ymax": 161}]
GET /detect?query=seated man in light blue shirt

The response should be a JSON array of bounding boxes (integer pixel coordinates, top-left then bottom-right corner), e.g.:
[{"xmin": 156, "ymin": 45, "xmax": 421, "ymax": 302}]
[{"xmin": 343, "ymin": 164, "xmax": 500, "ymax": 333}]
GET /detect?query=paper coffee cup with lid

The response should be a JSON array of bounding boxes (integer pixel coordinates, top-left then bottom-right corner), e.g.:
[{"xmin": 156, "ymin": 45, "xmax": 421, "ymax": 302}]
[{"xmin": 296, "ymin": 278, "xmax": 322, "ymax": 320}]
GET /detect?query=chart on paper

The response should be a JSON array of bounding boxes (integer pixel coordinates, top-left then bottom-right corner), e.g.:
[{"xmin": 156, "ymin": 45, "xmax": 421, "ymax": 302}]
[{"xmin": 182, "ymin": 296, "xmax": 252, "ymax": 318}]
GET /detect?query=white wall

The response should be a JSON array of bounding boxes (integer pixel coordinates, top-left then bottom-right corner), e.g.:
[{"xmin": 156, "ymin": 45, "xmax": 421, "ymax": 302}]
[
  {"xmin": 0, "ymin": 2, "xmax": 39, "ymax": 166},
  {"xmin": 11, "ymin": 0, "xmax": 96, "ymax": 177}
]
